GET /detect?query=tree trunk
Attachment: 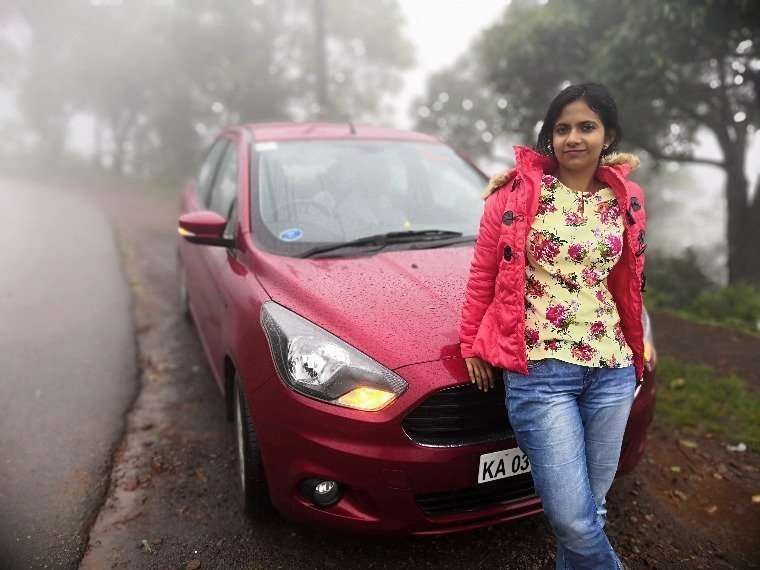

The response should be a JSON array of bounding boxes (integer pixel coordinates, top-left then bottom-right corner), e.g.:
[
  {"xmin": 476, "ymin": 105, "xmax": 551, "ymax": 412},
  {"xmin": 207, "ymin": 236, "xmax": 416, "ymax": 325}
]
[
  {"xmin": 728, "ymin": 171, "xmax": 760, "ymax": 286},
  {"xmin": 725, "ymin": 157, "xmax": 760, "ymax": 286},
  {"xmin": 108, "ymin": 110, "xmax": 134, "ymax": 177}
]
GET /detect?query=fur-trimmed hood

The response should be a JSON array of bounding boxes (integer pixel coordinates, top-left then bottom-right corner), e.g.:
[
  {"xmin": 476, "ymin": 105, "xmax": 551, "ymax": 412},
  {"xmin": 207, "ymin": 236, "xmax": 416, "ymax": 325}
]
[{"xmin": 482, "ymin": 146, "xmax": 641, "ymax": 199}]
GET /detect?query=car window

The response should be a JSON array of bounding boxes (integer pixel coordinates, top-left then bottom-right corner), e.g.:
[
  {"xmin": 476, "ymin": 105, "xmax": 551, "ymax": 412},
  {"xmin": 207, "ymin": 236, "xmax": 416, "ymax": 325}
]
[
  {"xmin": 208, "ymin": 143, "xmax": 238, "ymax": 218},
  {"xmin": 197, "ymin": 139, "xmax": 228, "ymax": 207},
  {"xmin": 251, "ymin": 140, "xmax": 488, "ymax": 256},
  {"xmin": 223, "ymin": 198, "xmax": 238, "ymax": 242}
]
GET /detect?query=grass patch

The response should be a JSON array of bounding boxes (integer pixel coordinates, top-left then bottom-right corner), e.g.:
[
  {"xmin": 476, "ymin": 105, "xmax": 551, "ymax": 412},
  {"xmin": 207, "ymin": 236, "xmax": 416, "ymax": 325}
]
[
  {"xmin": 646, "ymin": 251, "xmax": 760, "ymax": 336},
  {"xmin": 655, "ymin": 356, "xmax": 760, "ymax": 449},
  {"xmin": 650, "ymin": 284, "xmax": 760, "ymax": 337},
  {"xmin": 653, "ymin": 307, "xmax": 760, "ymax": 338}
]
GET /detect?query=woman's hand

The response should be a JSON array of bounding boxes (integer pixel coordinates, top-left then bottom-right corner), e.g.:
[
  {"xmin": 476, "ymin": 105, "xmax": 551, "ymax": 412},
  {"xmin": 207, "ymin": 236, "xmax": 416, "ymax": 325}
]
[{"xmin": 465, "ymin": 357, "xmax": 495, "ymax": 392}]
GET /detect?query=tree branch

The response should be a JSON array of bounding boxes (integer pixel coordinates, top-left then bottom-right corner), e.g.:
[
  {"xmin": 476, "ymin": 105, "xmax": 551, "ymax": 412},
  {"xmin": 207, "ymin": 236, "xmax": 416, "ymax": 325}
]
[{"xmin": 636, "ymin": 142, "xmax": 724, "ymax": 168}]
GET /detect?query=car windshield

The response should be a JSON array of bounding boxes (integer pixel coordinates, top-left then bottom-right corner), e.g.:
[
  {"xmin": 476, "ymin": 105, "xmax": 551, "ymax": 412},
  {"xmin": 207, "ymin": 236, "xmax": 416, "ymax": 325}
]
[{"xmin": 251, "ymin": 140, "xmax": 488, "ymax": 257}]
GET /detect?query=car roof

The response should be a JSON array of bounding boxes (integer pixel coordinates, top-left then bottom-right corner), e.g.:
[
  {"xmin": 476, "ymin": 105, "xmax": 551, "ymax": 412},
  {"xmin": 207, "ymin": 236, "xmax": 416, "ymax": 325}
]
[{"xmin": 242, "ymin": 122, "xmax": 441, "ymax": 144}]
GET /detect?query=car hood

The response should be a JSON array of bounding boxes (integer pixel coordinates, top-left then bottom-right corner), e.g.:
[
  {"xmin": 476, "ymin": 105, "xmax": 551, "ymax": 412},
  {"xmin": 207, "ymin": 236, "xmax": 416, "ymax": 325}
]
[{"xmin": 254, "ymin": 245, "xmax": 474, "ymax": 370}]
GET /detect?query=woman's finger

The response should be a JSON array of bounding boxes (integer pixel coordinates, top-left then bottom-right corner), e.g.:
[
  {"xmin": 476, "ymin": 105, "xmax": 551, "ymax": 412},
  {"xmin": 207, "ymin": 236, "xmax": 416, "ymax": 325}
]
[
  {"xmin": 475, "ymin": 362, "xmax": 488, "ymax": 392},
  {"xmin": 486, "ymin": 363, "xmax": 495, "ymax": 389},
  {"xmin": 466, "ymin": 360, "xmax": 476, "ymax": 384},
  {"xmin": 470, "ymin": 361, "xmax": 483, "ymax": 390},
  {"xmin": 474, "ymin": 366, "xmax": 484, "ymax": 390}
]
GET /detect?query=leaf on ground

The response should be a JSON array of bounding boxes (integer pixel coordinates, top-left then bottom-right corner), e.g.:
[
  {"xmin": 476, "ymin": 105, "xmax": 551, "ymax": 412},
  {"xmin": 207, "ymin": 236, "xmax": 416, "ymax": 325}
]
[
  {"xmin": 670, "ymin": 377, "xmax": 686, "ymax": 389},
  {"xmin": 672, "ymin": 490, "xmax": 688, "ymax": 501},
  {"xmin": 186, "ymin": 560, "xmax": 202, "ymax": 570},
  {"xmin": 752, "ymin": 495, "xmax": 760, "ymax": 504},
  {"xmin": 670, "ymin": 465, "xmax": 682, "ymax": 473},
  {"xmin": 195, "ymin": 468, "xmax": 207, "ymax": 483},
  {"xmin": 706, "ymin": 505, "xmax": 718, "ymax": 514},
  {"xmin": 679, "ymin": 439, "xmax": 698, "ymax": 449}
]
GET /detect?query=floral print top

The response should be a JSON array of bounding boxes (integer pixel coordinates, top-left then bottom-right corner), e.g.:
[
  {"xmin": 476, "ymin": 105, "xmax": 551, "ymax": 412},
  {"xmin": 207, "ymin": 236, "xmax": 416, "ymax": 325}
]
[{"xmin": 524, "ymin": 175, "xmax": 633, "ymax": 368}]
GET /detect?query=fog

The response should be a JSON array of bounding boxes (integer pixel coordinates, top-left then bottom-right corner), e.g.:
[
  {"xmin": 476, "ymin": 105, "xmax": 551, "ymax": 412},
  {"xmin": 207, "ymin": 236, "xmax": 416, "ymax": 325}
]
[{"xmin": 1, "ymin": 0, "xmax": 758, "ymax": 284}]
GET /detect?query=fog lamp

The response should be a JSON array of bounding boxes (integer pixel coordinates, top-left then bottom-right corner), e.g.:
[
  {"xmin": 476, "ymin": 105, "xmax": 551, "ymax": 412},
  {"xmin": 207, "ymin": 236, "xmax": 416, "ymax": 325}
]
[{"xmin": 299, "ymin": 478, "xmax": 342, "ymax": 507}]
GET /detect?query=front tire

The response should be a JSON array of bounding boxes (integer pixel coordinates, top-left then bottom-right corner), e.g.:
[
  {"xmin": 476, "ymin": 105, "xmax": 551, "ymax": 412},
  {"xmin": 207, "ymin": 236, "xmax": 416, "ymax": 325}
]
[{"xmin": 234, "ymin": 375, "xmax": 272, "ymax": 516}]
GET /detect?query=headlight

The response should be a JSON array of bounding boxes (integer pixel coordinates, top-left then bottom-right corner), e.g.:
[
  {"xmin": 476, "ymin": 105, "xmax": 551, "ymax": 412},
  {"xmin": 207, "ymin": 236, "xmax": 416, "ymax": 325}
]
[
  {"xmin": 642, "ymin": 307, "xmax": 656, "ymax": 369},
  {"xmin": 260, "ymin": 302, "xmax": 407, "ymax": 411}
]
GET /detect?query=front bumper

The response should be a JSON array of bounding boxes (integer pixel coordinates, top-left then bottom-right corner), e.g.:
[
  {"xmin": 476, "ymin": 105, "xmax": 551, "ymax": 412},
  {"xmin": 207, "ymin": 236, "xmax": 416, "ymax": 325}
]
[{"xmin": 246, "ymin": 359, "xmax": 656, "ymax": 535}]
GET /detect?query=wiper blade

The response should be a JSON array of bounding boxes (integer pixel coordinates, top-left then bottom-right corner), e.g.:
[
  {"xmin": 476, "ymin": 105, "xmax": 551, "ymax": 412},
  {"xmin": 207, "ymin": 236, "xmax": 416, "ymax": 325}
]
[
  {"xmin": 299, "ymin": 230, "xmax": 463, "ymax": 258},
  {"xmin": 299, "ymin": 233, "xmax": 389, "ymax": 258},
  {"xmin": 385, "ymin": 230, "xmax": 462, "ymax": 240},
  {"xmin": 409, "ymin": 235, "xmax": 476, "ymax": 249}
]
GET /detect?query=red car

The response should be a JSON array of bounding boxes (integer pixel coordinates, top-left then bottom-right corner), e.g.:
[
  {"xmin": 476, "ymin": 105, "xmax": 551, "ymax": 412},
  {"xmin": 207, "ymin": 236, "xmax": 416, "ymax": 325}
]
[{"xmin": 177, "ymin": 122, "xmax": 657, "ymax": 535}]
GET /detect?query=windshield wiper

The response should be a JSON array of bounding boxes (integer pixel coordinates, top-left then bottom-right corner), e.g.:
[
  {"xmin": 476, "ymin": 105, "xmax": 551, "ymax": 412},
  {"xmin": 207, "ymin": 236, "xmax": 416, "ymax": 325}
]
[
  {"xmin": 409, "ymin": 235, "xmax": 476, "ymax": 249},
  {"xmin": 299, "ymin": 230, "xmax": 463, "ymax": 258}
]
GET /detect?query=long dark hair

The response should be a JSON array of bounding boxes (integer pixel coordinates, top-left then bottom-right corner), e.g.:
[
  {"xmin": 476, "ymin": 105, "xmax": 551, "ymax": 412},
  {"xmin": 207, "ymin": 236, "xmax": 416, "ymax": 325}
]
[{"xmin": 535, "ymin": 83, "xmax": 622, "ymax": 158}]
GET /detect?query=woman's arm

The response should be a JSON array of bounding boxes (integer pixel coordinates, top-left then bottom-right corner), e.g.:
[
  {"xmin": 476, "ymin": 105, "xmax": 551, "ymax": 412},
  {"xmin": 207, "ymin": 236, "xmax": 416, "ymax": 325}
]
[
  {"xmin": 460, "ymin": 188, "xmax": 506, "ymax": 391},
  {"xmin": 459, "ymin": 188, "xmax": 504, "ymax": 358}
]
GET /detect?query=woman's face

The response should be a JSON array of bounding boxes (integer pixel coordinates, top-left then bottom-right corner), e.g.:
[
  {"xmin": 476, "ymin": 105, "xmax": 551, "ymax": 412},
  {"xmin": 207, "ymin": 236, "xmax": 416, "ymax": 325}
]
[{"xmin": 551, "ymin": 100, "xmax": 611, "ymax": 172}]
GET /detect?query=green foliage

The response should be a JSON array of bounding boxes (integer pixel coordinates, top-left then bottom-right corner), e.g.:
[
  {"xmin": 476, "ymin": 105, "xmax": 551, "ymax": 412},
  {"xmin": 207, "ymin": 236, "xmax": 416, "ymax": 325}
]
[
  {"xmin": 645, "ymin": 249, "xmax": 718, "ymax": 310},
  {"xmin": 655, "ymin": 356, "xmax": 760, "ymax": 449},
  {"xmin": 475, "ymin": 0, "xmax": 759, "ymax": 158},
  {"xmin": 689, "ymin": 284, "xmax": 760, "ymax": 333},
  {"xmin": 647, "ymin": 250, "xmax": 760, "ymax": 334},
  {"xmin": 11, "ymin": 0, "xmax": 415, "ymax": 181},
  {"xmin": 412, "ymin": 58, "xmax": 503, "ymax": 160},
  {"xmin": 416, "ymin": 0, "xmax": 760, "ymax": 284}
]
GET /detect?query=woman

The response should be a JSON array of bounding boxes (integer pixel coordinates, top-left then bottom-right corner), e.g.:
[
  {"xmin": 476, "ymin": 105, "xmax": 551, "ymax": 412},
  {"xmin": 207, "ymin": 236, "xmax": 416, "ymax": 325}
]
[{"xmin": 459, "ymin": 83, "xmax": 647, "ymax": 569}]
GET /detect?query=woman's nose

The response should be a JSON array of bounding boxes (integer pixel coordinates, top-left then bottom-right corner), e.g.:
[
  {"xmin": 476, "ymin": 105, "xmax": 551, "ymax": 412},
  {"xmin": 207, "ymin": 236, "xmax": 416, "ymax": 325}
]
[{"xmin": 567, "ymin": 129, "xmax": 582, "ymax": 145}]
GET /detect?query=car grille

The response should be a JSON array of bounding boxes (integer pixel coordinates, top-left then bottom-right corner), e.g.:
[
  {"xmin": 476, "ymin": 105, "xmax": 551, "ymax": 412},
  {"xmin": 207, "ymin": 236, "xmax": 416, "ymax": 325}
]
[
  {"xmin": 416, "ymin": 473, "xmax": 536, "ymax": 516},
  {"xmin": 402, "ymin": 382, "xmax": 513, "ymax": 446}
]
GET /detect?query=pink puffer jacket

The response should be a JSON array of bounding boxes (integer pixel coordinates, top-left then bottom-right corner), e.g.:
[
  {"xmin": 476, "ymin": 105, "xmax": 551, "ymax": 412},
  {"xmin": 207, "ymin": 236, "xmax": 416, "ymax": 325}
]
[{"xmin": 459, "ymin": 146, "xmax": 647, "ymax": 381}]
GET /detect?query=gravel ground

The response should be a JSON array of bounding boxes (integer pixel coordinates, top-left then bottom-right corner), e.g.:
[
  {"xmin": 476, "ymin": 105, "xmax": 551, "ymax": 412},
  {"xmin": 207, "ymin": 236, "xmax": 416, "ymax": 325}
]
[{"xmin": 64, "ymin": 181, "xmax": 760, "ymax": 569}]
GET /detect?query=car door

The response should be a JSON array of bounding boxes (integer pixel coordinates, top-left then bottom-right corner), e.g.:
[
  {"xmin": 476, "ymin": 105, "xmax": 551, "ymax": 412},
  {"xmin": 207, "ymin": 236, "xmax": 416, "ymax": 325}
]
[
  {"xmin": 180, "ymin": 137, "xmax": 228, "ymax": 329},
  {"xmin": 196, "ymin": 138, "xmax": 241, "ymax": 383}
]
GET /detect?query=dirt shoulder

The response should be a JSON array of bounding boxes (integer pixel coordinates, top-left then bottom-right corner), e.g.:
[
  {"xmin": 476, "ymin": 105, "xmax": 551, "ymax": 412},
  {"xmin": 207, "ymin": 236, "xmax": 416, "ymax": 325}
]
[
  {"xmin": 651, "ymin": 312, "xmax": 760, "ymax": 393},
  {"xmin": 69, "ymin": 181, "xmax": 759, "ymax": 569}
]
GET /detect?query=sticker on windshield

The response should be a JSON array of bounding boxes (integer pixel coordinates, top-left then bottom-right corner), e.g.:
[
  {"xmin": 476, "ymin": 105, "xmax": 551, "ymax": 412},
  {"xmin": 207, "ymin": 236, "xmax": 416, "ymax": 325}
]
[
  {"xmin": 279, "ymin": 228, "xmax": 303, "ymax": 242},
  {"xmin": 255, "ymin": 142, "xmax": 278, "ymax": 152}
]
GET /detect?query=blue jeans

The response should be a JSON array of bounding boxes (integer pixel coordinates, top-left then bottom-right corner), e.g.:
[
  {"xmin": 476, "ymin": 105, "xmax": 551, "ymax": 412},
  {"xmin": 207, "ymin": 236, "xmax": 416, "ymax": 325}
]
[{"xmin": 504, "ymin": 359, "xmax": 636, "ymax": 570}]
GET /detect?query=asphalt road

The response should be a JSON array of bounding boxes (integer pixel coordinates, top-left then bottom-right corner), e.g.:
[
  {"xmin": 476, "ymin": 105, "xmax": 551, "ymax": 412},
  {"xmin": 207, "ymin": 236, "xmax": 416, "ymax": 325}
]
[{"xmin": 0, "ymin": 180, "xmax": 138, "ymax": 569}]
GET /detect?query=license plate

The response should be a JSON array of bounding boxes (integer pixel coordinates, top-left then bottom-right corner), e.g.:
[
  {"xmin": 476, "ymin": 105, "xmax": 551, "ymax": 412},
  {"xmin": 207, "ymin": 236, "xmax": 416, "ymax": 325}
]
[{"xmin": 477, "ymin": 448, "xmax": 531, "ymax": 484}]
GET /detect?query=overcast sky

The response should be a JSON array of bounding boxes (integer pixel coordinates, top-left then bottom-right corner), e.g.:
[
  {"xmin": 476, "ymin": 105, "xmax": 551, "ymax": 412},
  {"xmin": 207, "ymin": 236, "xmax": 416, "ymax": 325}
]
[{"xmin": 396, "ymin": 0, "xmax": 507, "ymax": 127}]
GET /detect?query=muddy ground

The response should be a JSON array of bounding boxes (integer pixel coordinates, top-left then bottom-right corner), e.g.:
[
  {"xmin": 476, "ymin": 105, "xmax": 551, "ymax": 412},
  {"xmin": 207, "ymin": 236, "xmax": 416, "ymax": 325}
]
[{"xmin": 62, "ymin": 180, "xmax": 760, "ymax": 569}]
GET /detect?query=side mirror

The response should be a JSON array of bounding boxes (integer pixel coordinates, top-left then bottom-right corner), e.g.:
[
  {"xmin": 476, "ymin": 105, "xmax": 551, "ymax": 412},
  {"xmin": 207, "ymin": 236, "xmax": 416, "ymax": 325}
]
[{"xmin": 178, "ymin": 210, "xmax": 235, "ymax": 248}]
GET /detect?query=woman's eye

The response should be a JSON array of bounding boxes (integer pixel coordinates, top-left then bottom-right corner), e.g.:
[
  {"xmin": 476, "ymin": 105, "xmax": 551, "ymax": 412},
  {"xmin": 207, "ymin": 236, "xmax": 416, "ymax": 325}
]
[
  {"xmin": 555, "ymin": 126, "xmax": 568, "ymax": 134},
  {"xmin": 582, "ymin": 123, "xmax": 596, "ymax": 132}
]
